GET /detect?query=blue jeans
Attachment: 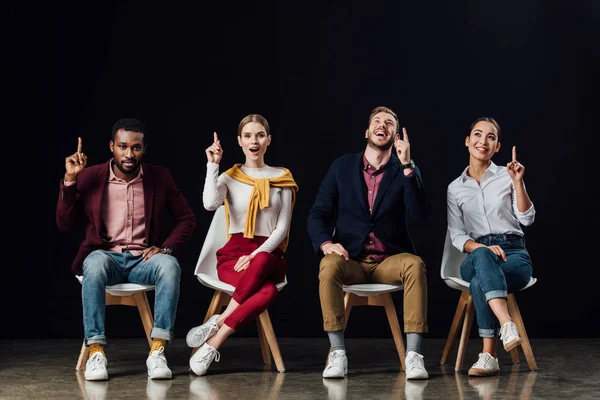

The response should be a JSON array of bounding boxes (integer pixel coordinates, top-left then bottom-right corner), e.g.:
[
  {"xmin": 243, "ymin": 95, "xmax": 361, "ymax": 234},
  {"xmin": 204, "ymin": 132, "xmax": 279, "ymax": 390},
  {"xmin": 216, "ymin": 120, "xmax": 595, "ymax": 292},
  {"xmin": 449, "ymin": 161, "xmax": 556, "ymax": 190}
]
[
  {"xmin": 82, "ymin": 250, "xmax": 181, "ymax": 345},
  {"xmin": 460, "ymin": 234, "xmax": 532, "ymax": 338}
]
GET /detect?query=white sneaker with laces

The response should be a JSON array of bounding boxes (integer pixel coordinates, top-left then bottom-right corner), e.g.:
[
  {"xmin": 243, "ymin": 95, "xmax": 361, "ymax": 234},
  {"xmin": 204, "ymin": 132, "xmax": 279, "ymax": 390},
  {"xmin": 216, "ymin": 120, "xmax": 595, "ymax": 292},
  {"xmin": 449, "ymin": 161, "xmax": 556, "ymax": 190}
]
[
  {"xmin": 405, "ymin": 351, "xmax": 428, "ymax": 380},
  {"xmin": 85, "ymin": 352, "xmax": 108, "ymax": 381},
  {"xmin": 146, "ymin": 346, "xmax": 172, "ymax": 380},
  {"xmin": 500, "ymin": 321, "xmax": 522, "ymax": 352},
  {"xmin": 190, "ymin": 343, "xmax": 220, "ymax": 376},
  {"xmin": 322, "ymin": 350, "xmax": 348, "ymax": 378},
  {"xmin": 186, "ymin": 314, "xmax": 220, "ymax": 348},
  {"xmin": 468, "ymin": 352, "xmax": 500, "ymax": 377}
]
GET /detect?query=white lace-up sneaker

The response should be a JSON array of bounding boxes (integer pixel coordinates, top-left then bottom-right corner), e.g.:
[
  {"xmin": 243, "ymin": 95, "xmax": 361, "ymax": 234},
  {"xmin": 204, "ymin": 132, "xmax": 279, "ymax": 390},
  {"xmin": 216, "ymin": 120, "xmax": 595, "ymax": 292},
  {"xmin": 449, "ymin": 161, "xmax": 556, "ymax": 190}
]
[
  {"xmin": 146, "ymin": 346, "xmax": 172, "ymax": 380},
  {"xmin": 190, "ymin": 343, "xmax": 220, "ymax": 376},
  {"xmin": 499, "ymin": 321, "xmax": 522, "ymax": 352},
  {"xmin": 405, "ymin": 351, "xmax": 429, "ymax": 380},
  {"xmin": 186, "ymin": 314, "xmax": 220, "ymax": 348},
  {"xmin": 85, "ymin": 352, "xmax": 108, "ymax": 381},
  {"xmin": 322, "ymin": 350, "xmax": 348, "ymax": 378},
  {"xmin": 468, "ymin": 352, "xmax": 500, "ymax": 377}
]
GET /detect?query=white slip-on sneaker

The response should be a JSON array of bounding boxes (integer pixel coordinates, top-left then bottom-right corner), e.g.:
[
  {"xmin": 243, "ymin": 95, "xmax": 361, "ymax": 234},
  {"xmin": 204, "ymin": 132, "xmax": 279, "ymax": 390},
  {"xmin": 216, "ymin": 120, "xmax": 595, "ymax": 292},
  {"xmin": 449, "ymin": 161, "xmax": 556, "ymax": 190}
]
[
  {"xmin": 186, "ymin": 314, "xmax": 221, "ymax": 348},
  {"xmin": 405, "ymin": 351, "xmax": 429, "ymax": 380},
  {"xmin": 468, "ymin": 352, "xmax": 500, "ymax": 377},
  {"xmin": 322, "ymin": 350, "xmax": 348, "ymax": 379},
  {"xmin": 84, "ymin": 352, "xmax": 108, "ymax": 381},
  {"xmin": 189, "ymin": 343, "xmax": 220, "ymax": 376},
  {"xmin": 146, "ymin": 346, "xmax": 172, "ymax": 380},
  {"xmin": 500, "ymin": 321, "xmax": 522, "ymax": 352}
]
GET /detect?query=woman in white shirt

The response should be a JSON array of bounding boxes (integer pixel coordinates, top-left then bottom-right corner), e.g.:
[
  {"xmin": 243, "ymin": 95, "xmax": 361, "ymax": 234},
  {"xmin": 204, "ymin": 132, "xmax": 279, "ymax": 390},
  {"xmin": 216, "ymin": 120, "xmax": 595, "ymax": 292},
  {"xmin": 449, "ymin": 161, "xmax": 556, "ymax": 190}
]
[
  {"xmin": 447, "ymin": 117, "xmax": 535, "ymax": 377},
  {"xmin": 187, "ymin": 114, "xmax": 298, "ymax": 376}
]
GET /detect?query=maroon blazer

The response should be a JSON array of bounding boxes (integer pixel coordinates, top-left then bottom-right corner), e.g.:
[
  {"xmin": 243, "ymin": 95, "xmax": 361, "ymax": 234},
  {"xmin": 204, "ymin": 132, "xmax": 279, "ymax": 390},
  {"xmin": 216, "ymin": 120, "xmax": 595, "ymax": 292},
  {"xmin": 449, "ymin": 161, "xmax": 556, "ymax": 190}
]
[{"xmin": 56, "ymin": 160, "xmax": 196, "ymax": 275}]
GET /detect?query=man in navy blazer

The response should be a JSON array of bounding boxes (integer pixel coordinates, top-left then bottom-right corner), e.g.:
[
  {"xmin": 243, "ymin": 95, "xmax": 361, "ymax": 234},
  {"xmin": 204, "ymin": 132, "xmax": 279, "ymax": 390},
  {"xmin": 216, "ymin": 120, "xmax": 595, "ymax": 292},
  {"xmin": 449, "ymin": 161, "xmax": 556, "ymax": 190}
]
[
  {"xmin": 56, "ymin": 118, "xmax": 196, "ymax": 381},
  {"xmin": 307, "ymin": 106, "xmax": 431, "ymax": 380}
]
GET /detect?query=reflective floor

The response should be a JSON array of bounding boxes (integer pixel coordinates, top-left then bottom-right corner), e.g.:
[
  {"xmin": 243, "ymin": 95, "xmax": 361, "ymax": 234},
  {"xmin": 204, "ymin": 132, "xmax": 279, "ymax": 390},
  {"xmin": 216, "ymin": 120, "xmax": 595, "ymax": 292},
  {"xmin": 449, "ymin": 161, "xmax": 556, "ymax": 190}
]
[{"xmin": 1, "ymin": 338, "xmax": 599, "ymax": 399}]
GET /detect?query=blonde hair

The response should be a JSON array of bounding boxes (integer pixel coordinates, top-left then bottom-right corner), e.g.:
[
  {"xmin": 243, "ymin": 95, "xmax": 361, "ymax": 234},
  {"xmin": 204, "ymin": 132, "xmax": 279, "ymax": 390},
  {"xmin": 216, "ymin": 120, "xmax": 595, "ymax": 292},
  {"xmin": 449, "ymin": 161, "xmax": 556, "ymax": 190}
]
[{"xmin": 237, "ymin": 114, "xmax": 270, "ymax": 136}]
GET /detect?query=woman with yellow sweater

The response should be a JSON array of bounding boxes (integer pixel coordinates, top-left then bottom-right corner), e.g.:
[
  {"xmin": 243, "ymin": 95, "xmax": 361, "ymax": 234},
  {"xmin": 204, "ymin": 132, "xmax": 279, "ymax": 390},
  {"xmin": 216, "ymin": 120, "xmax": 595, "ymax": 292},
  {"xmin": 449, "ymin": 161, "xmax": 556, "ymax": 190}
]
[{"xmin": 187, "ymin": 114, "xmax": 298, "ymax": 376}]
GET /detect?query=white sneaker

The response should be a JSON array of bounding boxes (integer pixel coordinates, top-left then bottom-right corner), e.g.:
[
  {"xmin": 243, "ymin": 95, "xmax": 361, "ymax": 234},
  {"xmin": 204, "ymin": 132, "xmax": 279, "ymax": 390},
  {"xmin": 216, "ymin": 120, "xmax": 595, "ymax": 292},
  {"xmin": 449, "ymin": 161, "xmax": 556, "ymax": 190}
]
[
  {"xmin": 190, "ymin": 343, "xmax": 220, "ymax": 376},
  {"xmin": 85, "ymin": 352, "xmax": 108, "ymax": 381},
  {"xmin": 405, "ymin": 351, "xmax": 428, "ymax": 380},
  {"xmin": 322, "ymin": 350, "xmax": 347, "ymax": 378},
  {"xmin": 500, "ymin": 321, "xmax": 522, "ymax": 352},
  {"xmin": 186, "ymin": 314, "xmax": 220, "ymax": 348},
  {"xmin": 146, "ymin": 346, "xmax": 172, "ymax": 380},
  {"xmin": 468, "ymin": 352, "xmax": 500, "ymax": 377}
]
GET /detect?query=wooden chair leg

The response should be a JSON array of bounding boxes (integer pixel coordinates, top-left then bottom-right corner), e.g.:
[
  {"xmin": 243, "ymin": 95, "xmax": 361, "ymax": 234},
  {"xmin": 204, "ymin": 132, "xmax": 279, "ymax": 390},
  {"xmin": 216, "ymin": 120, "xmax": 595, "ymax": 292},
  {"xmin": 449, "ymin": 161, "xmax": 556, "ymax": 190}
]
[
  {"xmin": 258, "ymin": 310, "xmax": 285, "ymax": 372},
  {"xmin": 76, "ymin": 341, "xmax": 89, "ymax": 371},
  {"xmin": 382, "ymin": 293, "xmax": 407, "ymax": 371},
  {"xmin": 203, "ymin": 290, "xmax": 225, "ymax": 323},
  {"xmin": 510, "ymin": 347, "xmax": 520, "ymax": 364},
  {"xmin": 507, "ymin": 294, "xmax": 537, "ymax": 370},
  {"xmin": 344, "ymin": 292, "xmax": 354, "ymax": 321},
  {"xmin": 134, "ymin": 292, "xmax": 154, "ymax": 347},
  {"xmin": 455, "ymin": 294, "xmax": 475, "ymax": 371},
  {"xmin": 441, "ymin": 291, "xmax": 469, "ymax": 365},
  {"xmin": 257, "ymin": 317, "xmax": 271, "ymax": 365}
]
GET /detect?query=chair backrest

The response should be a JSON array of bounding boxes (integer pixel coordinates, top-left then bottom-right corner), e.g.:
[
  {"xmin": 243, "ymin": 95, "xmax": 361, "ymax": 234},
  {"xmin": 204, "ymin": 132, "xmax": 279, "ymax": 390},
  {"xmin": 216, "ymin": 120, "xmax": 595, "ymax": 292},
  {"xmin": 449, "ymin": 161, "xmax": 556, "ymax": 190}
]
[
  {"xmin": 440, "ymin": 229, "xmax": 467, "ymax": 280},
  {"xmin": 194, "ymin": 206, "xmax": 229, "ymax": 280}
]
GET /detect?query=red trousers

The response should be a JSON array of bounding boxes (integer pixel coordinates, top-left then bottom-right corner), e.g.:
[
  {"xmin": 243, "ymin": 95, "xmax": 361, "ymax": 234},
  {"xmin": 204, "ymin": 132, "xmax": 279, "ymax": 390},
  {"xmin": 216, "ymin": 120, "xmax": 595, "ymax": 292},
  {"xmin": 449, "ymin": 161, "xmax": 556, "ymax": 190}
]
[{"xmin": 216, "ymin": 234, "xmax": 286, "ymax": 331}]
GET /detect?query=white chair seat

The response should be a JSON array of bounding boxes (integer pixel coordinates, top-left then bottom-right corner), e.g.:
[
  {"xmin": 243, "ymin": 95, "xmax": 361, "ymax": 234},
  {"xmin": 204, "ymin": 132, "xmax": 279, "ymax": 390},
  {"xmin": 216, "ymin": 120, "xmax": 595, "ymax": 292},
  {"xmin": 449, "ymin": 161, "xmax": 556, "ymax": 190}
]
[
  {"xmin": 343, "ymin": 283, "xmax": 403, "ymax": 297},
  {"xmin": 197, "ymin": 273, "xmax": 287, "ymax": 296},
  {"xmin": 443, "ymin": 271, "xmax": 537, "ymax": 293},
  {"xmin": 75, "ymin": 275, "xmax": 155, "ymax": 296}
]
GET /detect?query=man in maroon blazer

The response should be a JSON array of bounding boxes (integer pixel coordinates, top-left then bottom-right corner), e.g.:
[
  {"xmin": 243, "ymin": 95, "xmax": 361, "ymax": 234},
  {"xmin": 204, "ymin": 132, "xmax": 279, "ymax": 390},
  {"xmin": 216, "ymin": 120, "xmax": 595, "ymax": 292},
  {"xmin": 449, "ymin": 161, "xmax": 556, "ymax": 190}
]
[{"xmin": 56, "ymin": 118, "xmax": 196, "ymax": 381}]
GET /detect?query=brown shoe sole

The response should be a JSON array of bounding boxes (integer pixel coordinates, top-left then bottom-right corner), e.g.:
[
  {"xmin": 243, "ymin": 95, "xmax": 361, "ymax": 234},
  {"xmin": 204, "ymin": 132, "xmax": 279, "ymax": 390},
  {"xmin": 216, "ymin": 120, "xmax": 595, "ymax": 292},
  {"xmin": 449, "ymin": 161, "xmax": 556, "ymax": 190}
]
[
  {"xmin": 503, "ymin": 337, "xmax": 522, "ymax": 352},
  {"xmin": 468, "ymin": 367, "xmax": 500, "ymax": 377}
]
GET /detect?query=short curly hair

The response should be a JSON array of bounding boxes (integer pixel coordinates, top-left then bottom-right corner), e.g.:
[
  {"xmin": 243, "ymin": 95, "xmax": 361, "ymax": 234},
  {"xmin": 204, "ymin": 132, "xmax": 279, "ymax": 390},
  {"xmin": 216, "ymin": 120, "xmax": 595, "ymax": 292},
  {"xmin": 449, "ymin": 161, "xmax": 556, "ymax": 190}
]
[{"xmin": 111, "ymin": 118, "xmax": 147, "ymax": 141}]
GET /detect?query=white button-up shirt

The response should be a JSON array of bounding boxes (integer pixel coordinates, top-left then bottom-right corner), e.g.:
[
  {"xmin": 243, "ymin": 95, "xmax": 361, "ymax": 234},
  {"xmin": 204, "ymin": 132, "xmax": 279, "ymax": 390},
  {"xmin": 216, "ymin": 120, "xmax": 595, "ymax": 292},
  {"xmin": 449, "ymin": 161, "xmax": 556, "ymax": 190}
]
[{"xmin": 447, "ymin": 162, "xmax": 535, "ymax": 252}]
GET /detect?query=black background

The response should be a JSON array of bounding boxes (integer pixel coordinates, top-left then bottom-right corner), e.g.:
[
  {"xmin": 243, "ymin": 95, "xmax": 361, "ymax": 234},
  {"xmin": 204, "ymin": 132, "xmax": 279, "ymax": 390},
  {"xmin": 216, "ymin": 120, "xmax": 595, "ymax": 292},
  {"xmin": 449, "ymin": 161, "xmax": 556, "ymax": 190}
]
[{"xmin": 4, "ymin": 1, "xmax": 599, "ymax": 340}]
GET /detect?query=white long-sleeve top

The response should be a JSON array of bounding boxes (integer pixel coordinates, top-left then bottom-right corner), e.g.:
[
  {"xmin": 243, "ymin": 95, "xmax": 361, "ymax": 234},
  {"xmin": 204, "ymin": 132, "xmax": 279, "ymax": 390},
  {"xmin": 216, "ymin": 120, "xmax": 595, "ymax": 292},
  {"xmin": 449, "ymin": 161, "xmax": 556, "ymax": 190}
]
[
  {"xmin": 203, "ymin": 163, "xmax": 293, "ymax": 256},
  {"xmin": 447, "ymin": 162, "xmax": 535, "ymax": 252}
]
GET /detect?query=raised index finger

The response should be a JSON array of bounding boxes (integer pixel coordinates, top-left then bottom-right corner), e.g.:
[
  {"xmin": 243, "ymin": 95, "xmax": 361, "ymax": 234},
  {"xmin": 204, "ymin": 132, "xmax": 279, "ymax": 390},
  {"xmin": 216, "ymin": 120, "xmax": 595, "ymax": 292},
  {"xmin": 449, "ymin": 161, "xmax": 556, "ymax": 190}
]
[
  {"xmin": 402, "ymin": 127, "xmax": 409, "ymax": 143},
  {"xmin": 213, "ymin": 132, "xmax": 219, "ymax": 144},
  {"xmin": 77, "ymin": 137, "xmax": 83, "ymax": 154},
  {"xmin": 512, "ymin": 145, "xmax": 517, "ymax": 162}
]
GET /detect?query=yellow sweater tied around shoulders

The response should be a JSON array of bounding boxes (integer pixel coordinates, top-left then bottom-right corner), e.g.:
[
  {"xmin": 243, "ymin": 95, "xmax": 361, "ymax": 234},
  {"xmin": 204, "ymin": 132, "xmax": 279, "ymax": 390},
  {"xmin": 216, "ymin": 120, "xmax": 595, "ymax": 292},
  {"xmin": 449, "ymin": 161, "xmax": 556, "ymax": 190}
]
[{"xmin": 223, "ymin": 164, "xmax": 298, "ymax": 252}]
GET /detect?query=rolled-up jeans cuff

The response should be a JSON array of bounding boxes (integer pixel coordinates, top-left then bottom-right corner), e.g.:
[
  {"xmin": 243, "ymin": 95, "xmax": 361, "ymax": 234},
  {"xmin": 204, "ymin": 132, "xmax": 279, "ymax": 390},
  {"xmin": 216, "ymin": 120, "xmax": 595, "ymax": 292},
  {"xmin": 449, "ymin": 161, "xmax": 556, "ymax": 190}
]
[
  {"xmin": 86, "ymin": 335, "xmax": 107, "ymax": 346},
  {"xmin": 151, "ymin": 328, "xmax": 173, "ymax": 342},
  {"xmin": 484, "ymin": 290, "xmax": 507, "ymax": 302},
  {"xmin": 478, "ymin": 328, "xmax": 497, "ymax": 338}
]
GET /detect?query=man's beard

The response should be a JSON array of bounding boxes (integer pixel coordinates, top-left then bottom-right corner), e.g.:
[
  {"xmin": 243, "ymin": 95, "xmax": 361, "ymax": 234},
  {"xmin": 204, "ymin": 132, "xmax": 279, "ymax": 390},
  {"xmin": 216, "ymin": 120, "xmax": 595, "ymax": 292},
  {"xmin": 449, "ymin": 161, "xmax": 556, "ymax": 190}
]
[
  {"xmin": 114, "ymin": 159, "xmax": 139, "ymax": 175},
  {"xmin": 367, "ymin": 133, "xmax": 394, "ymax": 151}
]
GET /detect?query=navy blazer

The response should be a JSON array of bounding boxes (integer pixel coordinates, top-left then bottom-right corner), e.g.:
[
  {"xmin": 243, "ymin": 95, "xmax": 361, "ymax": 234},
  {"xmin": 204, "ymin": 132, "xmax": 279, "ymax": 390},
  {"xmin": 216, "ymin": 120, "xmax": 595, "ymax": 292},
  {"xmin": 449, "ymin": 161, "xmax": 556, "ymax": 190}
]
[{"xmin": 307, "ymin": 151, "xmax": 431, "ymax": 258}]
